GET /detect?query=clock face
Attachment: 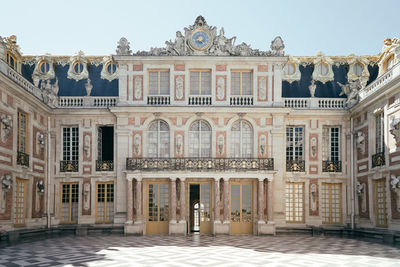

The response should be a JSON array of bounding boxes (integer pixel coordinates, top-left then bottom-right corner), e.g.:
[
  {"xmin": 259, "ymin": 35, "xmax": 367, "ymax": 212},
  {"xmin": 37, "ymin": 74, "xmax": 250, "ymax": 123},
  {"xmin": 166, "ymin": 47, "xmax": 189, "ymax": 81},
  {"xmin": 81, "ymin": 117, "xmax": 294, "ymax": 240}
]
[{"xmin": 190, "ymin": 28, "xmax": 211, "ymax": 51}]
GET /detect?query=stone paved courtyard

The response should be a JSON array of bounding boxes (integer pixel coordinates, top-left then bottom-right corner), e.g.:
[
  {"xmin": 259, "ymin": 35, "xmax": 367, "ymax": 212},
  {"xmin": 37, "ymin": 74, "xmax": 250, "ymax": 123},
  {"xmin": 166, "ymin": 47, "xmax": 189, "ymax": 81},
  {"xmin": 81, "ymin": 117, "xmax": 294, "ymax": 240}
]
[{"xmin": 0, "ymin": 234, "xmax": 400, "ymax": 266}]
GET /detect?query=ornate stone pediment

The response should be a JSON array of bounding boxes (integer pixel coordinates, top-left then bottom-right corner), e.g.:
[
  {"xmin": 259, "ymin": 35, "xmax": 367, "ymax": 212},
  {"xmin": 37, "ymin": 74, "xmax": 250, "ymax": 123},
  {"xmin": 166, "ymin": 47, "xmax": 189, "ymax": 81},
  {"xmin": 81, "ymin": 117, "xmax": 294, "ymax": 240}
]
[{"xmin": 131, "ymin": 16, "xmax": 283, "ymax": 57}]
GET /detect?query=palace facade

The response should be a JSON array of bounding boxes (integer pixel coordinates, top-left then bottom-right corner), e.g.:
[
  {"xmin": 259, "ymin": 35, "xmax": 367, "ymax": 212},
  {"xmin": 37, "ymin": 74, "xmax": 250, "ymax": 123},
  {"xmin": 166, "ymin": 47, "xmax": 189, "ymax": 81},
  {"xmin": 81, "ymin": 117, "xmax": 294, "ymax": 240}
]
[{"xmin": 0, "ymin": 16, "xmax": 399, "ymax": 236}]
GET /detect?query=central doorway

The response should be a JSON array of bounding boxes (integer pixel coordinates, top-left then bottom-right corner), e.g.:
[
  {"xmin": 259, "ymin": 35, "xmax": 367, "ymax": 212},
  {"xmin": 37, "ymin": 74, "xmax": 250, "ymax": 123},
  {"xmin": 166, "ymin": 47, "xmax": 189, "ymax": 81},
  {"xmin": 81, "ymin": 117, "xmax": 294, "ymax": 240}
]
[{"xmin": 189, "ymin": 182, "xmax": 211, "ymax": 234}]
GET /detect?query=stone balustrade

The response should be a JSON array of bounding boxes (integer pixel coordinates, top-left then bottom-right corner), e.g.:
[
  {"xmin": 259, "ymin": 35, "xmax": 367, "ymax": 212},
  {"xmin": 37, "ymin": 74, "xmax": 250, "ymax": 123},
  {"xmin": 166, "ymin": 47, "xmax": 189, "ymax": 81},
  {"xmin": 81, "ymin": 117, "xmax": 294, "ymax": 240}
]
[
  {"xmin": 188, "ymin": 96, "xmax": 212, "ymax": 105},
  {"xmin": 58, "ymin": 96, "xmax": 118, "ymax": 108},
  {"xmin": 283, "ymin": 98, "xmax": 346, "ymax": 109}
]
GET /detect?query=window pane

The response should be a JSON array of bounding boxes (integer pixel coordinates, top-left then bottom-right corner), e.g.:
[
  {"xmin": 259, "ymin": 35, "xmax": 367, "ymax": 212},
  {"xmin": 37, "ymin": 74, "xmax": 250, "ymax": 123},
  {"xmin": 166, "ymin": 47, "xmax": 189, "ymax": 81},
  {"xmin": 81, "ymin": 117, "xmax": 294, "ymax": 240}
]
[
  {"xmin": 190, "ymin": 72, "xmax": 200, "ymax": 95},
  {"xmin": 149, "ymin": 72, "xmax": 159, "ymax": 95},
  {"xmin": 242, "ymin": 72, "xmax": 251, "ymax": 95},
  {"xmin": 159, "ymin": 72, "xmax": 170, "ymax": 95},
  {"xmin": 231, "ymin": 72, "xmax": 241, "ymax": 95}
]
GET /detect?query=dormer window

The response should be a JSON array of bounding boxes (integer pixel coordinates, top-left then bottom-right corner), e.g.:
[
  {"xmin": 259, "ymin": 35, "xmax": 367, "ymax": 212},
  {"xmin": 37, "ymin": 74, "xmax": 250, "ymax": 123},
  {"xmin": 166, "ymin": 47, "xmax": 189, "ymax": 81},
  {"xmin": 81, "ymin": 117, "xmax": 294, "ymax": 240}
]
[
  {"xmin": 106, "ymin": 62, "xmax": 117, "ymax": 75},
  {"xmin": 73, "ymin": 61, "xmax": 84, "ymax": 74},
  {"xmin": 353, "ymin": 63, "xmax": 363, "ymax": 77},
  {"xmin": 39, "ymin": 60, "xmax": 50, "ymax": 74},
  {"xmin": 317, "ymin": 62, "xmax": 329, "ymax": 76},
  {"xmin": 6, "ymin": 52, "xmax": 17, "ymax": 70},
  {"xmin": 283, "ymin": 63, "xmax": 295, "ymax": 75}
]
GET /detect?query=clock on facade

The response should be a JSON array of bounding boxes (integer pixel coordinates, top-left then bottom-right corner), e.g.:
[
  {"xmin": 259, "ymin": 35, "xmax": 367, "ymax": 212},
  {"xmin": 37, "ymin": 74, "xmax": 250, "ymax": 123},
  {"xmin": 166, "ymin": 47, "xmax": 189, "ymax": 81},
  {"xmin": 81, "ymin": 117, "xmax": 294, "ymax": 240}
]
[{"xmin": 189, "ymin": 28, "xmax": 212, "ymax": 51}]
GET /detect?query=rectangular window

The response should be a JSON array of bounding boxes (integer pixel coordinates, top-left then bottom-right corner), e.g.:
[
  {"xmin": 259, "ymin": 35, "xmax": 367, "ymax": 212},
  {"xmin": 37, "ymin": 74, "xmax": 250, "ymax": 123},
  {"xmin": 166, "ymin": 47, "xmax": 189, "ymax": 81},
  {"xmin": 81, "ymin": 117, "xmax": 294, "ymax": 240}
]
[
  {"xmin": 63, "ymin": 127, "xmax": 79, "ymax": 161},
  {"xmin": 286, "ymin": 127, "xmax": 304, "ymax": 161},
  {"xmin": 375, "ymin": 113, "xmax": 384, "ymax": 154},
  {"xmin": 17, "ymin": 111, "xmax": 28, "ymax": 153},
  {"xmin": 375, "ymin": 178, "xmax": 387, "ymax": 227},
  {"xmin": 322, "ymin": 127, "xmax": 340, "ymax": 161},
  {"xmin": 149, "ymin": 70, "xmax": 170, "ymax": 95},
  {"xmin": 61, "ymin": 183, "xmax": 79, "ymax": 224},
  {"xmin": 231, "ymin": 71, "xmax": 252, "ymax": 96},
  {"xmin": 96, "ymin": 182, "xmax": 114, "ymax": 223},
  {"xmin": 285, "ymin": 182, "xmax": 304, "ymax": 223},
  {"xmin": 97, "ymin": 126, "xmax": 114, "ymax": 171},
  {"xmin": 190, "ymin": 70, "xmax": 211, "ymax": 95},
  {"xmin": 321, "ymin": 183, "xmax": 342, "ymax": 224}
]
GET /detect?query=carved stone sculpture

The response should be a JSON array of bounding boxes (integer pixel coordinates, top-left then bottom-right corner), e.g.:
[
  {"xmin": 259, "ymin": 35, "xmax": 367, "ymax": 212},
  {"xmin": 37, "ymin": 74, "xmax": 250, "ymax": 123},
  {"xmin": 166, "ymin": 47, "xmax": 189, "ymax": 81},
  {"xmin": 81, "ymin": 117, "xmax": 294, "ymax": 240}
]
[
  {"xmin": 0, "ymin": 174, "xmax": 12, "ymax": 214},
  {"xmin": 134, "ymin": 134, "xmax": 141, "ymax": 155},
  {"xmin": 83, "ymin": 183, "xmax": 90, "ymax": 211},
  {"xmin": 389, "ymin": 117, "xmax": 400, "ymax": 144},
  {"xmin": 259, "ymin": 135, "xmax": 266, "ymax": 156},
  {"xmin": 84, "ymin": 135, "xmax": 91, "ymax": 158},
  {"xmin": 339, "ymin": 79, "xmax": 362, "ymax": 108},
  {"xmin": 356, "ymin": 181, "xmax": 367, "ymax": 213},
  {"xmin": 356, "ymin": 131, "xmax": 366, "ymax": 154},
  {"xmin": 270, "ymin": 36, "xmax": 285, "ymax": 56},
  {"xmin": 391, "ymin": 175, "xmax": 400, "ymax": 211},
  {"xmin": 310, "ymin": 184, "xmax": 317, "ymax": 212},
  {"xmin": 116, "ymin": 37, "xmax": 132, "ymax": 55},
  {"xmin": 176, "ymin": 134, "xmax": 183, "ymax": 155},
  {"xmin": 85, "ymin": 79, "xmax": 93, "ymax": 96},
  {"xmin": 309, "ymin": 80, "xmax": 316, "ymax": 97},
  {"xmin": 218, "ymin": 135, "xmax": 224, "ymax": 155},
  {"xmin": 1, "ymin": 114, "xmax": 12, "ymax": 142},
  {"xmin": 41, "ymin": 79, "xmax": 58, "ymax": 107},
  {"xmin": 175, "ymin": 76, "xmax": 184, "ymax": 100},
  {"xmin": 166, "ymin": 31, "xmax": 185, "ymax": 55}
]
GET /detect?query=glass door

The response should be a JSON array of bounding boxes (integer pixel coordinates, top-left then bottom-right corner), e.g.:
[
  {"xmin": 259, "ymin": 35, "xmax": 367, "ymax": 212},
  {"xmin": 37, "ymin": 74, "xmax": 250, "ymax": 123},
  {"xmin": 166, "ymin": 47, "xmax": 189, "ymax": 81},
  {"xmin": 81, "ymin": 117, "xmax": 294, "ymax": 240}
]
[
  {"xmin": 230, "ymin": 182, "xmax": 252, "ymax": 234},
  {"xmin": 147, "ymin": 182, "xmax": 169, "ymax": 234}
]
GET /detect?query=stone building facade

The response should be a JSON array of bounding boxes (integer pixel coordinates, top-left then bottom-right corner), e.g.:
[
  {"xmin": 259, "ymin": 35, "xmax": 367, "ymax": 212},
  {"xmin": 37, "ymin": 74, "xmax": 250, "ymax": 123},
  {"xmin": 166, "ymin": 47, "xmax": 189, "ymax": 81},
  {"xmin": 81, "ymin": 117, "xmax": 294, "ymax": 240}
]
[{"xmin": 0, "ymin": 16, "xmax": 399, "ymax": 236}]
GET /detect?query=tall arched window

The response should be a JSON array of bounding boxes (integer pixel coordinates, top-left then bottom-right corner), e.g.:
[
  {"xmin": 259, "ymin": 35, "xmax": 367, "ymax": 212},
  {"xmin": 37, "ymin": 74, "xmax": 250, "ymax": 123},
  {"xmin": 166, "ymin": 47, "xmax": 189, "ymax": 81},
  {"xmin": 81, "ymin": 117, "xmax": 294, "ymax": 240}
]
[
  {"xmin": 231, "ymin": 120, "xmax": 253, "ymax": 158},
  {"xmin": 148, "ymin": 120, "xmax": 170, "ymax": 158},
  {"xmin": 189, "ymin": 120, "xmax": 211, "ymax": 157}
]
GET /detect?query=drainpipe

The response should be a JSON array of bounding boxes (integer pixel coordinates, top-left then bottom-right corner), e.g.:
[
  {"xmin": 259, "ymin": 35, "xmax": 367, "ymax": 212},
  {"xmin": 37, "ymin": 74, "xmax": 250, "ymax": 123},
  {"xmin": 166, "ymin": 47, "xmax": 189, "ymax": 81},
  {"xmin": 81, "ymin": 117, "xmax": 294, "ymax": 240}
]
[
  {"xmin": 47, "ymin": 116, "xmax": 51, "ymax": 229},
  {"xmin": 350, "ymin": 117, "xmax": 355, "ymax": 229}
]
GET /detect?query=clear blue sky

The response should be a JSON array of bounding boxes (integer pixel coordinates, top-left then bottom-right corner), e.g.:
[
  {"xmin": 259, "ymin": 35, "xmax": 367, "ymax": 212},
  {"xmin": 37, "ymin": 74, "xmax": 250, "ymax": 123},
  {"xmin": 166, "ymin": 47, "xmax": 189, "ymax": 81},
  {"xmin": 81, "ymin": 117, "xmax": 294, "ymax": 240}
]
[{"xmin": 1, "ymin": 0, "xmax": 399, "ymax": 56}]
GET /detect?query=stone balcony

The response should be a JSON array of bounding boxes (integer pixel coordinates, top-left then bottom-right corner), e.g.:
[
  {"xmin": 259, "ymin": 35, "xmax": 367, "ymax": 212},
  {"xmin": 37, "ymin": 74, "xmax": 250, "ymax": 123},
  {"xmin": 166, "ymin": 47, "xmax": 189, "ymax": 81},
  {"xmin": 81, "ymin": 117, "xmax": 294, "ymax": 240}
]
[
  {"xmin": 126, "ymin": 157, "xmax": 274, "ymax": 172},
  {"xmin": 283, "ymin": 98, "xmax": 346, "ymax": 109}
]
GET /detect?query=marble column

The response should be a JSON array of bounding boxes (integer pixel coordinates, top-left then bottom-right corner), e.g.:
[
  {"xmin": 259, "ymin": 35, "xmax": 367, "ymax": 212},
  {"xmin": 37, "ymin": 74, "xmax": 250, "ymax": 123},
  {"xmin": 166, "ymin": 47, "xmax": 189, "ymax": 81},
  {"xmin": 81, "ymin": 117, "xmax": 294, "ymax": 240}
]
[
  {"xmin": 179, "ymin": 178, "xmax": 186, "ymax": 222},
  {"xmin": 223, "ymin": 178, "xmax": 229, "ymax": 222},
  {"xmin": 135, "ymin": 178, "xmax": 142, "ymax": 223},
  {"xmin": 214, "ymin": 178, "xmax": 220, "ymax": 222},
  {"xmin": 126, "ymin": 178, "xmax": 133, "ymax": 223},
  {"xmin": 267, "ymin": 179, "xmax": 273, "ymax": 221},
  {"xmin": 170, "ymin": 178, "xmax": 177, "ymax": 223},
  {"xmin": 258, "ymin": 178, "xmax": 264, "ymax": 222}
]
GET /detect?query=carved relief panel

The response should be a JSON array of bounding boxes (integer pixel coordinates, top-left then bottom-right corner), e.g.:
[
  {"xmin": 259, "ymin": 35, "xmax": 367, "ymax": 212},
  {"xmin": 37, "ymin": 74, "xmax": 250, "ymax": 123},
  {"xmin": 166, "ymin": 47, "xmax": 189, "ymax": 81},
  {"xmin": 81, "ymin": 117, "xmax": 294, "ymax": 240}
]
[
  {"xmin": 309, "ymin": 133, "xmax": 318, "ymax": 161},
  {"xmin": 82, "ymin": 178, "xmax": 91, "ymax": 216},
  {"xmin": 174, "ymin": 75, "xmax": 185, "ymax": 101},
  {"xmin": 257, "ymin": 76, "xmax": 268, "ymax": 101},
  {"xmin": 0, "ymin": 111, "xmax": 13, "ymax": 150},
  {"xmin": 216, "ymin": 131, "xmax": 226, "ymax": 157},
  {"xmin": 216, "ymin": 75, "xmax": 226, "ymax": 101},
  {"xmin": 357, "ymin": 176, "xmax": 369, "ymax": 218},
  {"xmin": 174, "ymin": 131, "xmax": 184, "ymax": 157},
  {"xmin": 133, "ymin": 75, "xmax": 143, "ymax": 101},
  {"xmin": 356, "ymin": 126, "xmax": 368, "ymax": 160},
  {"xmin": 33, "ymin": 126, "xmax": 45, "ymax": 160},
  {"xmin": 133, "ymin": 131, "xmax": 142, "ymax": 158},
  {"xmin": 309, "ymin": 179, "xmax": 319, "ymax": 216},
  {"xmin": 32, "ymin": 177, "xmax": 45, "ymax": 218},
  {"xmin": 258, "ymin": 132, "xmax": 268, "ymax": 158},
  {"xmin": 82, "ymin": 132, "xmax": 92, "ymax": 162},
  {"xmin": 0, "ymin": 172, "xmax": 12, "ymax": 219}
]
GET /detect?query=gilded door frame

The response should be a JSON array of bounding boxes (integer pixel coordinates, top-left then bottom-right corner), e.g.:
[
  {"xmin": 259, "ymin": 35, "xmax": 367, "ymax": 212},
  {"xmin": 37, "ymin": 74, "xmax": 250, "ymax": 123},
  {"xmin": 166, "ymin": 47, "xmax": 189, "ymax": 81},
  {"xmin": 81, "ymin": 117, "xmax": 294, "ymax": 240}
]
[
  {"xmin": 230, "ymin": 180, "xmax": 253, "ymax": 234},
  {"xmin": 187, "ymin": 179, "xmax": 213, "ymax": 234},
  {"xmin": 14, "ymin": 178, "xmax": 28, "ymax": 226},
  {"xmin": 145, "ymin": 179, "xmax": 170, "ymax": 234}
]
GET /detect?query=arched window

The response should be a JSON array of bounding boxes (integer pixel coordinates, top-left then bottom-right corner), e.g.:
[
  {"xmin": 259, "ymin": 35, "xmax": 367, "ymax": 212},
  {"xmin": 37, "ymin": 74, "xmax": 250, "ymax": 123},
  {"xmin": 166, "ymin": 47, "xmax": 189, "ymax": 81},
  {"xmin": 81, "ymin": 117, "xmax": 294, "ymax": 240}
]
[
  {"xmin": 189, "ymin": 120, "xmax": 211, "ymax": 157},
  {"xmin": 231, "ymin": 120, "xmax": 253, "ymax": 158},
  {"xmin": 148, "ymin": 120, "xmax": 170, "ymax": 158}
]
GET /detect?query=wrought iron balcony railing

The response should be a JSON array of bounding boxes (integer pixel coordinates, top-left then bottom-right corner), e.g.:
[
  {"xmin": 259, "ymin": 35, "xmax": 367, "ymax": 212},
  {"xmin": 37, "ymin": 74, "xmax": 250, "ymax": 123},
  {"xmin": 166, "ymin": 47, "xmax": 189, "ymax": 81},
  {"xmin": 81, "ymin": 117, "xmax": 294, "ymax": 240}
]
[
  {"xmin": 17, "ymin": 151, "xmax": 29, "ymax": 167},
  {"xmin": 286, "ymin": 160, "xmax": 305, "ymax": 172},
  {"xmin": 322, "ymin": 160, "xmax": 342, "ymax": 172},
  {"xmin": 60, "ymin": 160, "xmax": 79, "ymax": 172},
  {"xmin": 96, "ymin": 160, "xmax": 114, "ymax": 171},
  {"xmin": 126, "ymin": 157, "xmax": 274, "ymax": 172},
  {"xmin": 372, "ymin": 152, "xmax": 385, "ymax": 168}
]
